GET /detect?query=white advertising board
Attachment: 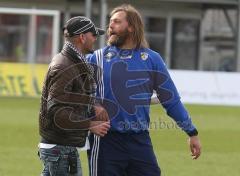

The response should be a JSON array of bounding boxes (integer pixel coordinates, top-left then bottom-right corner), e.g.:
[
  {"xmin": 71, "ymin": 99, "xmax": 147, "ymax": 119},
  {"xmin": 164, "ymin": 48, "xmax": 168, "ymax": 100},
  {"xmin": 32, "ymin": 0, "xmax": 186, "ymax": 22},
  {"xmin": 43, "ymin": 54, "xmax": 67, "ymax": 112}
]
[{"xmin": 168, "ymin": 70, "xmax": 240, "ymax": 106}]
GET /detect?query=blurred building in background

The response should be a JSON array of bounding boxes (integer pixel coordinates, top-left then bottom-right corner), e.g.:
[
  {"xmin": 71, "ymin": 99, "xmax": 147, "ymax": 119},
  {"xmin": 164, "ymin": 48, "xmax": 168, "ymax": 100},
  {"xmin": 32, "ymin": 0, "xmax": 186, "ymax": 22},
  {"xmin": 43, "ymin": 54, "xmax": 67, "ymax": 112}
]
[{"xmin": 0, "ymin": 0, "xmax": 240, "ymax": 72}]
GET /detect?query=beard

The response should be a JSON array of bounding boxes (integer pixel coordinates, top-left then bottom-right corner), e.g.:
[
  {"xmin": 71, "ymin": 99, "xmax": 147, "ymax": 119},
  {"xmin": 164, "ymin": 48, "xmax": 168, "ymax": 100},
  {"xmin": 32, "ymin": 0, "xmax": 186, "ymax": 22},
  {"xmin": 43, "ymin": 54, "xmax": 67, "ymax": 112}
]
[
  {"xmin": 107, "ymin": 29, "xmax": 129, "ymax": 47},
  {"xmin": 85, "ymin": 48, "xmax": 94, "ymax": 54},
  {"xmin": 82, "ymin": 42, "xmax": 95, "ymax": 54},
  {"xmin": 82, "ymin": 48, "xmax": 94, "ymax": 54}
]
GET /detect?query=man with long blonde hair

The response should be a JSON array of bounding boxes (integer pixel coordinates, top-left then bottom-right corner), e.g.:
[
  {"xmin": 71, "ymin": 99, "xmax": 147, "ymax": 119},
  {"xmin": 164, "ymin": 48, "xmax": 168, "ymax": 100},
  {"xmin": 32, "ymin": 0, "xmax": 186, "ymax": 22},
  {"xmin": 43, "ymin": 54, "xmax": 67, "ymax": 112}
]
[{"xmin": 87, "ymin": 4, "xmax": 201, "ymax": 176}]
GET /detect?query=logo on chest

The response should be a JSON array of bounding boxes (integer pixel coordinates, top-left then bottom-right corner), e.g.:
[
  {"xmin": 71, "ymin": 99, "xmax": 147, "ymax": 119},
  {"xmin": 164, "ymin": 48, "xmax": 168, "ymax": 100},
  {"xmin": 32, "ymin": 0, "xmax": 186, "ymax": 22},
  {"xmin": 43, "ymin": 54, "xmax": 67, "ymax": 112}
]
[
  {"xmin": 104, "ymin": 49, "xmax": 134, "ymax": 62},
  {"xmin": 140, "ymin": 52, "xmax": 148, "ymax": 61},
  {"xmin": 119, "ymin": 50, "xmax": 133, "ymax": 60},
  {"xmin": 104, "ymin": 51, "xmax": 116, "ymax": 62}
]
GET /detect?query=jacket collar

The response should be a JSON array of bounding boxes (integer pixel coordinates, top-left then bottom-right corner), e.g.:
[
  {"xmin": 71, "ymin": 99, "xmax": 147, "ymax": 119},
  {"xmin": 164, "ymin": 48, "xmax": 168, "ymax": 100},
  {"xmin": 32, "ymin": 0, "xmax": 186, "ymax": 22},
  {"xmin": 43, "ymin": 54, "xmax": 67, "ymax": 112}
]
[
  {"xmin": 62, "ymin": 42, "xmax": 86, "ymax": 64},
  {"xmin": 61, "ymin": 42, "xmax": 94, "ymax": 75}
]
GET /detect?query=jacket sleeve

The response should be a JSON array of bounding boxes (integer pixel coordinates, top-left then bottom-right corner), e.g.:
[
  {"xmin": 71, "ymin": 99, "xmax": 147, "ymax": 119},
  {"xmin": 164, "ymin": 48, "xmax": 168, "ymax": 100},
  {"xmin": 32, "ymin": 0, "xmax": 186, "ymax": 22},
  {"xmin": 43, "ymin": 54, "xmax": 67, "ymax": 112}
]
[{"xmin": 153, "ymin": 54, "xmax": 198, "ymax": 136}]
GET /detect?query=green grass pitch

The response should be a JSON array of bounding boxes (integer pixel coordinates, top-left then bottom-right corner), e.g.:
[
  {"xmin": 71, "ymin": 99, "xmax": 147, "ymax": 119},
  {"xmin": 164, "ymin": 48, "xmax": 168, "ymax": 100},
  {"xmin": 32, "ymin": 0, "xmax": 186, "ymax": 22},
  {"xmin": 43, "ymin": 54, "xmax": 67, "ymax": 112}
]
[{"xmin": 0, "ymin": 97, "xmax": 240, "ymax": 176}]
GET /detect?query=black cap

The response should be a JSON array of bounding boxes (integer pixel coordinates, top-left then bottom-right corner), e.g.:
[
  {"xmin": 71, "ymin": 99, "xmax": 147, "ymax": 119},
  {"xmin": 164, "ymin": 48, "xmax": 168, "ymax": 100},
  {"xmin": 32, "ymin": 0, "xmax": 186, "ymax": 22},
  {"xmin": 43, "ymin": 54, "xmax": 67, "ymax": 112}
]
[{"xmin": 63, "ymin": 16, "xmax": 105, "ymax": 37}]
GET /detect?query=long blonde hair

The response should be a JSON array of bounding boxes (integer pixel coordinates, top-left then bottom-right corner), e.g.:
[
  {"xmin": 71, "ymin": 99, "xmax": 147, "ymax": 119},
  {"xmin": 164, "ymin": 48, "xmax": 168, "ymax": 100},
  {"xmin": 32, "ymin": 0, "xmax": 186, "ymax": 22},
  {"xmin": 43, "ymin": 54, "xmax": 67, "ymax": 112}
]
[{"xmin": 110, "ymin": 4, "xmax": 149, "ymax": 49}]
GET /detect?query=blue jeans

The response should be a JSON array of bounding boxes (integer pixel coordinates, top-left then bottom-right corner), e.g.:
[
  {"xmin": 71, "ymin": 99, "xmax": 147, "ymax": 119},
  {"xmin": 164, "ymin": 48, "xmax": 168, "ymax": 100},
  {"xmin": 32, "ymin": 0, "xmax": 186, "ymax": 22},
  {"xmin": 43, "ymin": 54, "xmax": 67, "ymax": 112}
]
[{"xmin": 39, "ymin": 145, "xmax": 82, "ymax": 176}]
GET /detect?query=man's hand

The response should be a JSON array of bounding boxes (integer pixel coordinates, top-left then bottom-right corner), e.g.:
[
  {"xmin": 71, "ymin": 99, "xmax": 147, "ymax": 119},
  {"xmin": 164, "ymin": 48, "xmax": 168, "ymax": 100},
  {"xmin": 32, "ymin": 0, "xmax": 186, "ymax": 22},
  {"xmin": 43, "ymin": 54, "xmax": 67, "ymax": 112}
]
[
  {"xmin": 89, "ymin": 121, "xmax": 110, "ymax": 137},
  {"xmin": 188, "ymin": 136, "xmax": 201, "ymax": 160},
  {"xmin": 94, "ymin": 105, "xmax": 109, "ymax": 121}
]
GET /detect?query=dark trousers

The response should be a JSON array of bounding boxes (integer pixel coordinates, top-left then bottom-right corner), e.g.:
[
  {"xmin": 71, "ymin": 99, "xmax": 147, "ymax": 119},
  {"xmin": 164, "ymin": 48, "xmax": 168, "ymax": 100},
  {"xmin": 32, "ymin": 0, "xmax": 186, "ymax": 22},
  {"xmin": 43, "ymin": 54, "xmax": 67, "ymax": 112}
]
[{"xmin": 87, "ymin": 131, "xmax": 161, "ymax": 176}]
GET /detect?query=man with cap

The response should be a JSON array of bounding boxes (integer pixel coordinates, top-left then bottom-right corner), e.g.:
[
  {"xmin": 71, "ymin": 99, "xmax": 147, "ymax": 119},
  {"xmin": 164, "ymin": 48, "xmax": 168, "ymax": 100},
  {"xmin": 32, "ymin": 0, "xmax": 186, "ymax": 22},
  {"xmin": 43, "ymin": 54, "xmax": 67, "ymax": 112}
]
[{"xmin": 38, "ymin": 16, "xmax": 109, "ymax": 176}]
